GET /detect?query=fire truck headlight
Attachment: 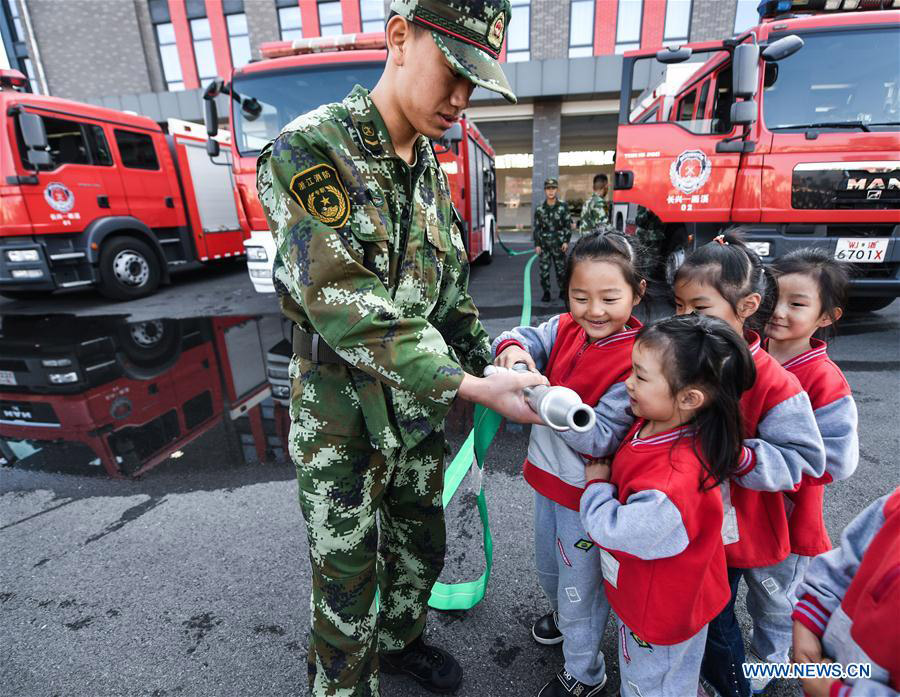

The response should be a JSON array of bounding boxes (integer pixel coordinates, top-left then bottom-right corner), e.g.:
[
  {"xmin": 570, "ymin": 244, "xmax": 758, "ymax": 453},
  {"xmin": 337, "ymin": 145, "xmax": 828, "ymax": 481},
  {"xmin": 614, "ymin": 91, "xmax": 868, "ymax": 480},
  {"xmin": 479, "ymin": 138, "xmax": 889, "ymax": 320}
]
[
  {"xmin": 6, "ymin": 249, "xmax": 40, "ymax": 262},
  {"xmin": 48, "ymin": 371, "xmax": 79, "ymax": 384},
  {"xmin": 273, "ymin": 385, "xmax": 290, "ymax": 399},
  {"xmin": 747, "ymin": 242, "xmax": 771, "ymax": 258},
  {"xmin": 249, "ymin": 268, "xmax": 271, "ymax": 278},
  {"xmin": 10, "ymin": 269, "xmax": 44, "ymax": 279},
  {"xmin": 42, "ymin": 358, "xmax": 73, "ymax": 368},
  {"xmin": 246, "ymin": 246, "xmax": 268, "ymax": 261}
]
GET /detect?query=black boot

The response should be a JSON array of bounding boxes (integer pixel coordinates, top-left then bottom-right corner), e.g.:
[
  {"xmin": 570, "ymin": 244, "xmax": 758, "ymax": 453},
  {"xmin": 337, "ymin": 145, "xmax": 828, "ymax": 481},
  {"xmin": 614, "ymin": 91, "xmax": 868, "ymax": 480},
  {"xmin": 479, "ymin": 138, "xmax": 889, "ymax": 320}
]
[
  {"xmin": 380, "ymin": 635, "xmax": 463, "ymax": 694},
  {"xmin": 541, "ymin": 291, "xmax": 551, "ymax": 303}
]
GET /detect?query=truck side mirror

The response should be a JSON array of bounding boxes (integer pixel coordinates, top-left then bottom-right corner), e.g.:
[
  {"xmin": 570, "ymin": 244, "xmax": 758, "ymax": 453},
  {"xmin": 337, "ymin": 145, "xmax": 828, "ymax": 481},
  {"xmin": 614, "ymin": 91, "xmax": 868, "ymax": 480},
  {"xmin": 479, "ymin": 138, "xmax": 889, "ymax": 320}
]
[
  {"xmin": 761, "ymin": 34, "xmax": 803, "ymax": 62},
  {"xmin": 206, "ymin": 139, "xmax": 220, "ymax": 158},
  {"xmin": 730, "ymin": 100, "xmax": 757, "ymax": 126},
  {"xmin": 203, "ymin": 97, "xmax": 219, "ymax": 138},
  {"xmin": 17, "ymin": 111, "xmax": 51, "ymax": 168},
  {"xmin": 656, "ymin": 46, "xmax": 692, "ymax": 64},
  {"xmin": 732, "ymin": 43, "xmax": 760, "ymax": 99}
]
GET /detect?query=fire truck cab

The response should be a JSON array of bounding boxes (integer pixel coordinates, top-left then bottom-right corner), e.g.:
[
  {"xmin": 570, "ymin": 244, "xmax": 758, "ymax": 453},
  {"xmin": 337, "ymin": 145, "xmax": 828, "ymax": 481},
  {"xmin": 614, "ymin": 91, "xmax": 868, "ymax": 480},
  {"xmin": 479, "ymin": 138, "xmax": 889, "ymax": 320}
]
[
  {"xmin": 202, "ymin": 33, "xmax": 498, "ymax": 294},
  {"xmin": 0, "ymin": 69, "xmax": 248, "ymax": 301},
  {"xmin": 614, "ymin": 2, "xmax": 899, "ymax": 309}
]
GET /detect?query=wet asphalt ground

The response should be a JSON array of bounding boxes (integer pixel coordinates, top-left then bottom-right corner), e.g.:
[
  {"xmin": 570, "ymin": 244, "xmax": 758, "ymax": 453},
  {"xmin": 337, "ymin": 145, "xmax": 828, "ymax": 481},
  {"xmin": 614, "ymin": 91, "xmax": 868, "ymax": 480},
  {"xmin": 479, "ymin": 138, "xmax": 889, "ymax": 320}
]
[{"xmin": 2, "ymin": 235, "xmax": 899, "ymax": 696}]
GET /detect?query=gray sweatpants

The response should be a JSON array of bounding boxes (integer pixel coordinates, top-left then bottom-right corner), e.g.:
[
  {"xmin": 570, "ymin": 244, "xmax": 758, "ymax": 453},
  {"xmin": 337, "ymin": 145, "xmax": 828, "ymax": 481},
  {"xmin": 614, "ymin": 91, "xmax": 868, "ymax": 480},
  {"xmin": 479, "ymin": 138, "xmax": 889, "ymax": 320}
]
[
  {"xmin": 744, "ymin": 553, "xmax": 811, "ymax": 663},
  {"xmin": 534, "ymin": 491, "xmax": 609, "ymax": 686},
  {"xmin": 616, "ymin": 617, "xmax": 708, "ymax": 697}
]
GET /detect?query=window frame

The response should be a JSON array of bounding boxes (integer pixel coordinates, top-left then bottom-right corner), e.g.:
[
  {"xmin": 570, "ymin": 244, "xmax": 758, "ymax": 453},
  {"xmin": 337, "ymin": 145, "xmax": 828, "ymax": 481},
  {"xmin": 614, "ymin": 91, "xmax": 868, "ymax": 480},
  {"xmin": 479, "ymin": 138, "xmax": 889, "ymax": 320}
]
[
  {"xmin": 663, "ymin": 0, "xmax": 692, "ymax": 44},
  {"xmin": 359, "ymin": 0, "xmax": 385, "ymax": 33},
  {"xmin": 225, "ymin": 11, "xmax": 251, "ymax": 68},
  {"xmin": 189, "ymin": 16, "xmax": 218, "ymax": 84},
  {"xmin": 506, "ymin": 0, "xmax": 531, "ymax": 63},
  {"xmin": 317, "ymin": 0, "xmax": 343, "ymax": 36},
  {"xmin": 568, "ymin": 0, "xmax": 595, "ymax": 58},
  {"xmin": 614, "ymin": 0, "xmax": 643, "ymax": 55},
  {"xmin": 277, "ymin": 4, "xmax": 303, "ymax": 41}
]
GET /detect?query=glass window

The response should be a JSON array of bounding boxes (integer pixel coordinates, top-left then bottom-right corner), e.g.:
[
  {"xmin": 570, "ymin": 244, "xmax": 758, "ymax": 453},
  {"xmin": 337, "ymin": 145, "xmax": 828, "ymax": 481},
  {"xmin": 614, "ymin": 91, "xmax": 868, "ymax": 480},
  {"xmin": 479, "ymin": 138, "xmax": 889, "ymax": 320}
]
[
  {"xmin": 318, "ymin": 1, "xmax": 342, "ymax": 36},
  {"xmin": 88, "ymin": 125, "xmax": 113, "ymax": 166},
  {"xmin": 664, "ymin": 0, "xmax": 691, "ymax": 43},
  {"xmin": 711, "ymin": 64, "xmax": 734, "ymax": 134},
  {"xmin": 23, "ymin": 58, "xmax": 40, "ymax": 95},
  {"xmin": 227, "ymin": 12, "xmax": 252, "ymax": 68},
  {"xmin": 733, "ymin": 0, "xmax": 757, "ymax": 34},
  {"xmin": 762, "ymin": 27, "xmax": 900, "ymax": 133},
  {"xmin": 114, "ymin": 130, "xmax": 160, "ymax": 170},
  {"xmin": 278, "ymin": 6, "xmax": 303, "ymax": 41},
  {"xmin": 232, "ymin": 62, "xmax": 383, "ymax": 155},
  {"xmin": 154, "ymin": 22, "xmax": 184, "ymax": 91},
  {"xmin": 569, "ymin": 0, "xmax": 594, "ymax": 58},
  {"xmin": 507, "ymin": 0, "xmax": 530, "ymax": 62},
  {"xmin": 676, "ymin": 89, "xmax": 697, "ymax": 122},
  {"xmin": 44, "ymin": 117, "xmax": 89, "ymax": 167},
  {"xmin": 360, "ymin": 0, "xmax": 385, "ymax": 33},
  {"xmin": 696, "ymin": 79, "xmax": 710, "ymax": 120},
  {"xmin": 190, "ymin": 17, "xmax": 217, "ymax": 83},
  {"xmin": 615, "ymin": 0, "xmax": 642, "ymax": 54}
]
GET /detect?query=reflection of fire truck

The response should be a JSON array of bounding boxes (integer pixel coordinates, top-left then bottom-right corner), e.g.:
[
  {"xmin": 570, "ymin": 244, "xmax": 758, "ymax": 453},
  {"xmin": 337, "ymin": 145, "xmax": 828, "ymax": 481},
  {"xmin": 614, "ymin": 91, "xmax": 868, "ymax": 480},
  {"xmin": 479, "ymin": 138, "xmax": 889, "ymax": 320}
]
[
  {"xmin": 613, "ymin": 3, "xmax": 899, "ymax": 310},
  {"xmin": 202, "ymin": 33, "xmax": 498, "ymax": 294},
  {"xmin": 0, "ymin": 68, "xmax": 248, "ymax": 301},
  {"xmin": 0, "ymin": 314, "xmax": 273, "ymax": 478}
]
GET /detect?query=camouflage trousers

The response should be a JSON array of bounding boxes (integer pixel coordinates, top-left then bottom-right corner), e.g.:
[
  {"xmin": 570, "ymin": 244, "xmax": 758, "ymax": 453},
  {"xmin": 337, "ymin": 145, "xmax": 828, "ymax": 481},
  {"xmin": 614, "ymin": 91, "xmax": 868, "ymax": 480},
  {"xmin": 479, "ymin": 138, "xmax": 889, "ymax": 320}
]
[
  {"xmin": 538, "ymin": 243, "xmax": 566, "ymax": 294},
  {"xmin": 290, "ymin": 424, "xmax": 447, "ymax": 696}
]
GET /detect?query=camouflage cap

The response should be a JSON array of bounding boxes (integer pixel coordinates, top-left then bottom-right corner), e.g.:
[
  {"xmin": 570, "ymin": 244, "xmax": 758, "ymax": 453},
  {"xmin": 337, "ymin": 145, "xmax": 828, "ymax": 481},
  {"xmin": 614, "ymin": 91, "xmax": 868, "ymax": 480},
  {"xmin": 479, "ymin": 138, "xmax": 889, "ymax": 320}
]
[
  {"xmin": 544, "ymin": 178, "xmax": 559, "ymax": 188},
  {"xmin": 390, "ymin": 0, "xmax": 516, "ymax": 104}
]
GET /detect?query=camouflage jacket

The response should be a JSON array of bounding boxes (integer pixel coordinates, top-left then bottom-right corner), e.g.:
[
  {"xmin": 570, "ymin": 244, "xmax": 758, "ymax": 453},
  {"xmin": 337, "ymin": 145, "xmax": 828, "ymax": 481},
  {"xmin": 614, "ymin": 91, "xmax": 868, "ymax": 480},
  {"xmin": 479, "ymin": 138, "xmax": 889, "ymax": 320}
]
[
  {"xmin": 579, "ymin": 193, "xmax": 610, "ymax": 235},
  {"xmin": 257, "ymin": 85, "xmax": 492, "ymax": 451},
  {"xmin": 533, "ymin": 200, "xmax": 572, "ymax": 246}
]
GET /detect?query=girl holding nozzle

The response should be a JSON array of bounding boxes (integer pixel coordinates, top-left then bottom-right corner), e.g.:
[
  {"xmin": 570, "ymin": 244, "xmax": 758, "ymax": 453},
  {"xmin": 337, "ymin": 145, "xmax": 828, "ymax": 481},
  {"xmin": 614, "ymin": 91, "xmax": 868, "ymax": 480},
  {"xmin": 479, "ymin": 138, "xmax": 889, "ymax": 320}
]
[{"xmin": 492, "ymin": 232, "xmax": 646, "ymax": 697}]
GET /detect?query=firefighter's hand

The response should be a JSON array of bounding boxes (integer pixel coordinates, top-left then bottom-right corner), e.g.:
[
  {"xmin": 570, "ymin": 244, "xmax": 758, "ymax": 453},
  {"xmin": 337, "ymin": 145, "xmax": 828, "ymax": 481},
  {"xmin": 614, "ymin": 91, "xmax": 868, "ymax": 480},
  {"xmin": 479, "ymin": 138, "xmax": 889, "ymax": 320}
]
[
  {"xmin": 584, "ymin": 458, "xmax": 611, "ymax": 482},
  {"xmin": 535, "ymin": 245, "xmax": 542, "ymax": 256},
  {"xmin": 459, "ymin": 371, "xmax": 548, "ymax": 425},
  {"xmin": 562, "ymin": 242, "xmax": 569, "ymax": 253},
  {"xmin": 799, "ymin": 659, "xmax": 838, "ymax": 697},
  {"xmin": 792, "ymin": 620, "xmax": 823, "ymax": 663},
  {"xmin": 494, "ymin": 345, "xmax": 538, "ymax": 373}
]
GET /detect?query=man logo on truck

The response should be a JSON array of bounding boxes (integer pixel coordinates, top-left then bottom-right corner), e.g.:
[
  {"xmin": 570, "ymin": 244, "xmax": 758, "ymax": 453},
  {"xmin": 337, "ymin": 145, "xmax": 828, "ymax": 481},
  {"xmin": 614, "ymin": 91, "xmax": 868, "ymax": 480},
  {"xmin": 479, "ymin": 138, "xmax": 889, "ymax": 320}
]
[
  {"xmin": 43, "ymin": 182, "xmax": 75, "ymax": 213},
  {"xmin": 669, "ymin": 149, "xmax": 711, "ymax": 195}
]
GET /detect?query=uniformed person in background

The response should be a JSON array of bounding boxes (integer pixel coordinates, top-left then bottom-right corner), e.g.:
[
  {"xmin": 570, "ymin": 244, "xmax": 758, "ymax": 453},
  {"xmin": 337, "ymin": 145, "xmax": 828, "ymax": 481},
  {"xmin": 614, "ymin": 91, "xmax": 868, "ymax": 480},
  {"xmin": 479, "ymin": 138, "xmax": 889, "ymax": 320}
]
[
  {"xmin": 578, "ymin": 173, "xmax": 611, "ymax": 237},
  {"xmin": 256, "ymin": 1, "xmax": 546, "ymax": 695},
  {"xmin": 533, "ymin": 178, "xmax": 573, "ymax": 303}
]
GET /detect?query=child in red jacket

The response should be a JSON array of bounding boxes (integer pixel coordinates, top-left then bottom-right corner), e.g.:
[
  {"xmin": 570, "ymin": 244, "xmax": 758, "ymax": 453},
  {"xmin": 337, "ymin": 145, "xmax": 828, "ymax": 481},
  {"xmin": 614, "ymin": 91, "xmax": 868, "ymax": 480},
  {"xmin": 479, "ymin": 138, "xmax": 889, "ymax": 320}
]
[
  {"xmin": 792, "ymin": 488, "xmax": 900, "ymax": 697},
  {"xmin": 580, "ymin": 313, "xmax": 757, "ymax": 697}
]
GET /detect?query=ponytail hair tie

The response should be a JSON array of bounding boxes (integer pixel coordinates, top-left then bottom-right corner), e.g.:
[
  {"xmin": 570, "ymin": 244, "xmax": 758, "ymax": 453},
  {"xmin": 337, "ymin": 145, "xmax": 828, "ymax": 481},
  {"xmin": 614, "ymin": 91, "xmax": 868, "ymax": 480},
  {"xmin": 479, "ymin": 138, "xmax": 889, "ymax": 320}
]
[{"xmin": 713, "ymin": 234, "xmax": 728, "ymax": 246}]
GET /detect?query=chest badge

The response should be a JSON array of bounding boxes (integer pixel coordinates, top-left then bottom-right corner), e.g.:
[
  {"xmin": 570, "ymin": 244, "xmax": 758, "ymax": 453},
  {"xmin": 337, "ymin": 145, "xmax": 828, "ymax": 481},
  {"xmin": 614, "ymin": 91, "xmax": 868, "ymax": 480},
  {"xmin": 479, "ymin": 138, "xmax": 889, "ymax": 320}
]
[{"xmin": 289, "ymin": 163, "xmax": 351, "ymax": 229}]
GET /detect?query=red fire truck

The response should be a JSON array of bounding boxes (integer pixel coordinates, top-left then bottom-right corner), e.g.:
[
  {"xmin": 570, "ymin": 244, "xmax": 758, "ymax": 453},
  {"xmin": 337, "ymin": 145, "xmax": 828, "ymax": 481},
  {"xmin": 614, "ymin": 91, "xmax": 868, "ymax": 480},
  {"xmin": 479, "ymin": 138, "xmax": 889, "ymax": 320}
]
[
  {"xmin": 613, "ymin": 2, "xmax": 899, "ymax": 310},
  {"xmin": 0, "ymin": 314, "xmax": 273, "ymax": 478},
  {"xmin": 202, "ymin": 32, "xmax": 498, "ymax": 293},
  {"xmin": 0, "ymin": 69, "xmax": 249, "ymax": 301}
]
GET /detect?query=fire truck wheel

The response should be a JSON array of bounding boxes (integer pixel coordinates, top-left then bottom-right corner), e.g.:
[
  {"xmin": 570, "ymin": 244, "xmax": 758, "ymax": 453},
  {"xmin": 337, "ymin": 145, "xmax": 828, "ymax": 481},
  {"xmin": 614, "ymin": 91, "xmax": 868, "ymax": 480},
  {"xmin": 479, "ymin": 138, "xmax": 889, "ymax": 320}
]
[
  {"xmin": 116, "ymin": 318, "xmax": 183, "ymax": 377},
  {"xmin": 98, "ymin": 237, "xmax": 161, "ymax": 301},
  {"xmin": 849, "ymin": 297, "xmax": 895, "ymax": 313}
]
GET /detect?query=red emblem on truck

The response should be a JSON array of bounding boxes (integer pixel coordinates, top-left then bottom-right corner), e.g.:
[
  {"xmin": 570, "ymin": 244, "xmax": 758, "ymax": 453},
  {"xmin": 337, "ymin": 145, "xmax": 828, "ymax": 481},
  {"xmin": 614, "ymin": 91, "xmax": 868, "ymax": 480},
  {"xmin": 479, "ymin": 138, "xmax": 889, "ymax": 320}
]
[
  {"xmin": 669, "ymin": 149, "xmax": 711, "ymax": 195},
  {"xmin": 43, "ymin": 182, "xmax": 75, "ymax": 213}
]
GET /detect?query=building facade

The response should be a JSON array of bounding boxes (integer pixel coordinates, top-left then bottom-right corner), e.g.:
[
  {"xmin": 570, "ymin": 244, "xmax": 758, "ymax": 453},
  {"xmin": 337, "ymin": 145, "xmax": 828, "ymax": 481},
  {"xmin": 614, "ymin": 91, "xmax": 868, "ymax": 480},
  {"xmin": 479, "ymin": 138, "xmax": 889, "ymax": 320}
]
[{"xmin": 1, "ymin": 0, "xmax": 763, "ymax": 229}]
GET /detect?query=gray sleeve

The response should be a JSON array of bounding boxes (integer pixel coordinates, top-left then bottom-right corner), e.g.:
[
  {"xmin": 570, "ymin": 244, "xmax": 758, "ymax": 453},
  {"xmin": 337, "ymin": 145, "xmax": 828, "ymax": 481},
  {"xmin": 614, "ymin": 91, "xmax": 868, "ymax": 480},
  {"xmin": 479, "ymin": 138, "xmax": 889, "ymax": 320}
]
[
  {"xmin": 579, "ymin": 483, "xmax": 690, "ymax": 560},
  {"xmin": 793, "ymin": 493, "xmax": 889, "ymax": 622},
  {"xmin": 558, "ymin": 381, "xmax": 633, "ymax": 458},
  {"xmin": 491, "ymin": 315, "xmax": 560, "ymax": 373},
  {"xmin": 736, "ymin": 391, "xmax": 826, "ymax": 492},
  {"xmin": 815, "ymin": 396, "xmax": 859, "ymax": 483}
]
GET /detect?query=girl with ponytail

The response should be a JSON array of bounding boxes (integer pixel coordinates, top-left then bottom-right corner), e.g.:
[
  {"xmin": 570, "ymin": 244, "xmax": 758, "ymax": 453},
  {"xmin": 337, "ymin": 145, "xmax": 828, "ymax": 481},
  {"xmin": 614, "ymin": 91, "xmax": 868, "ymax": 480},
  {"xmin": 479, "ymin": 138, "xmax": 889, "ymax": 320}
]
[
  {"xmin": 578, "ymin": 313, "xmax": 755, "ymax": 697},
  {"xmin": 672, "ymin": 233, "xmax": 827, "ymax": 696}
]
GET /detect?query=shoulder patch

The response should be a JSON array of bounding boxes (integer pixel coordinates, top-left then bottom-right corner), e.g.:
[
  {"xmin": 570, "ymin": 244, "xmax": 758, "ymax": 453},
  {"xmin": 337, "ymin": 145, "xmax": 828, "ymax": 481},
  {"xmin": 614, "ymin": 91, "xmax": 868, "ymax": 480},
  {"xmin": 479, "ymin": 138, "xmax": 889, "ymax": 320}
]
[{"xmin": 289, "ymin": 164, "xmax": 351, "ymax": 229}]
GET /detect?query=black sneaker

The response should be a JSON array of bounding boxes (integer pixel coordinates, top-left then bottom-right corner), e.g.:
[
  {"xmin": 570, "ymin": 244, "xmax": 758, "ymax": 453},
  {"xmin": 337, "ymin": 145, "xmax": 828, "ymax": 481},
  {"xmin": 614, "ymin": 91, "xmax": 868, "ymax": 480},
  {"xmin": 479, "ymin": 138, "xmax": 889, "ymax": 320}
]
[
  {"xmin": 542, "ymin": 291, "xmax": 551, "ymax": 303},
  {"xmin": 380, "ymin": 635, "xmax": 462, "ymax": 694},
  {"xmin": 538, "ymin": 667, "xmax": 607, "ymax": 696},
  {"xmin": 532, "ymin": 610, "xmax": 563, "ymax": 646}
]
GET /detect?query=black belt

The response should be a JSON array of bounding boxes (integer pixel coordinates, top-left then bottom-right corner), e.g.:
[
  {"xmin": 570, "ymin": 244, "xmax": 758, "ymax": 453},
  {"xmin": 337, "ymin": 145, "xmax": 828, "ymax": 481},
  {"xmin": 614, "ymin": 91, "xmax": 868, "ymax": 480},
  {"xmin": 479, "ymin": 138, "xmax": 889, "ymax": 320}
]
[{"xmin": 292, "ymin": 325, "xmax": 346, "ymax": 365}]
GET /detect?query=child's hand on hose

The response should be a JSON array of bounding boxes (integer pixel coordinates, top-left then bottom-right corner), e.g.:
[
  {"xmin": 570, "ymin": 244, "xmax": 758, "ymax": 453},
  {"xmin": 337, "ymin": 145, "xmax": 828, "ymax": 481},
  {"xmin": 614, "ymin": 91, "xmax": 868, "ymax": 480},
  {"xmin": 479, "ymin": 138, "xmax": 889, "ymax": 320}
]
[
  {"xmin": 584, "ymin": 457, "xmax": 611, "ymax": 483},
  {"xmin": 494, "ymin": 345, "xmax": 538, "ymax": 373}
]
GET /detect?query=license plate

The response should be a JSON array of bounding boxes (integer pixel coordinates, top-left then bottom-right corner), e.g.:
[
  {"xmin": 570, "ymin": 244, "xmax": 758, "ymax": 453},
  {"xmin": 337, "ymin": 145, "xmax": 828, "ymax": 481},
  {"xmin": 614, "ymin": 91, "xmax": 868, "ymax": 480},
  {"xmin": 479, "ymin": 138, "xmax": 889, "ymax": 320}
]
[
  {"xmin": 834, "ymin": 238, "xmax": 890, "ymax": 263},
  {"xmin": 0, "ymin": 370, "xmax": 16, "ymax": 386}
]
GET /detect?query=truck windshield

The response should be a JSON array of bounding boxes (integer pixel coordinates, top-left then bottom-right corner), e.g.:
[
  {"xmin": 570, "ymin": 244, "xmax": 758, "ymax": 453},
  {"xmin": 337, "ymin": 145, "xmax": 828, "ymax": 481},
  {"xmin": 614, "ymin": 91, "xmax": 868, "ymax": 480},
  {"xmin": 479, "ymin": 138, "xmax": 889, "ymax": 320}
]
[
  {"xmin": 231, "ymin": 62, "xmax": 384, "ymax": 156},
  {"xmin": 763, "ymin": 27, "xmax": 899, "ymax": 132}
]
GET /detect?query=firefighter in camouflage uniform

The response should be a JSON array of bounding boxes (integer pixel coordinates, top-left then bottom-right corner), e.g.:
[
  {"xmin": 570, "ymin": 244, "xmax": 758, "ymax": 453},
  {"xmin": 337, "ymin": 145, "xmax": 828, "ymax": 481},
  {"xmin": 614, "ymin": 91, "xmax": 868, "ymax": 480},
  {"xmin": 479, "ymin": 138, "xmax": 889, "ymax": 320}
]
[
  {"xmin": 578, "ymin": 172, "xmax": 611, "ymax": 238},
  {"xmin": 256, "ymin": 2, "xmax": 545, "ymax": 695},
  {"xmin": 533, "ymin": 177, "xmax": 574, "ymax": 302}
]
